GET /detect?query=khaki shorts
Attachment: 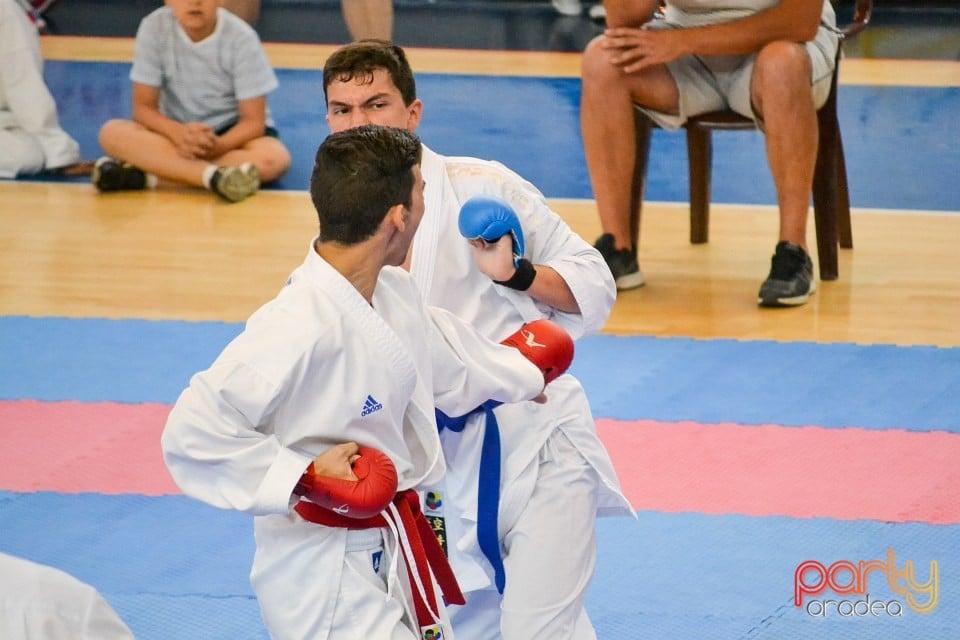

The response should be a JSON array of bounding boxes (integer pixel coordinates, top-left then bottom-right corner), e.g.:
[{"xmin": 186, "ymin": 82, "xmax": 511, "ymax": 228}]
[{"xmin": 638, "ymin": 20, "xmax": 841, "ymax": 130}]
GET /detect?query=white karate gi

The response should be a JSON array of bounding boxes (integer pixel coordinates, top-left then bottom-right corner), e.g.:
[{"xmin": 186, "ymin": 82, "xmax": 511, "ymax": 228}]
[
  {"xmin": 162, "ymin": 243, "xmax": 544, "ymax": 640},
  {"xmin": 0, "ymin": 553, "xmax": 134, "ymax": 640},
  {"xmin": 0, "ymin": 0, "xmax": 79, "ymax": 178},
  {"xmin": 411, "ymin": 146, "xmax": 635, "ymax": 640}
]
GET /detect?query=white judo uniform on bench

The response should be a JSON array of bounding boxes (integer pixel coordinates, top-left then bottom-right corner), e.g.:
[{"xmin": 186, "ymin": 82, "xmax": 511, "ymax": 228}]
[{"xmin": 161, "ymin": 244, "xmax": 544, "ymax": 640}]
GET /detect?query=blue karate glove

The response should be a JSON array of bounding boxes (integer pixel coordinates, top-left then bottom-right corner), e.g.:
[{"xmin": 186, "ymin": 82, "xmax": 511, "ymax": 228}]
[{"xmin": 458, "ymin": 195, "xmax": 525, "ymax": 268}]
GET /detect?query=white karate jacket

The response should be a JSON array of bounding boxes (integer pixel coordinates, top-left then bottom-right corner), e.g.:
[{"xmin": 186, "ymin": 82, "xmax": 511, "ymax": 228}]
[
  {"xmin": 411, "ymin": 146, "xmax": 635, "ymax": 593},
  {"xmin": 162, "ymin": 243, "xmax": 544, "ymax": 639}
]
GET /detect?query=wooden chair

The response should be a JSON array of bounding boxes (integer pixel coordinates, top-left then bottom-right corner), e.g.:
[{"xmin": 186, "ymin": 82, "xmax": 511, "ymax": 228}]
[{"xmin": 629, "ymin": 0, "xmax": 872, "ymax": 281}]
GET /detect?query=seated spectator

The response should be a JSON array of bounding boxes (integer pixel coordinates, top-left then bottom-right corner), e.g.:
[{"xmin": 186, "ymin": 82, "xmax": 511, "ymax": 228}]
[
  {"xmin": 580, "ymin": 0, "xmax": 840, "ymax": 307},
  {"xmin": 95, "ymin": 0, "xmax": 290, "ymax": 202},
  {"xmin": 0, "ymin": 0, "xmax": 80, "ymax": 178}
]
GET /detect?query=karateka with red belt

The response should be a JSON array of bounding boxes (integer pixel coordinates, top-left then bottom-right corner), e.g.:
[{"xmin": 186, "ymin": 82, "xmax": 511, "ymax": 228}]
[{"xmin": 161, "ymin": 125, "xmax": 575, "ymax": 640}]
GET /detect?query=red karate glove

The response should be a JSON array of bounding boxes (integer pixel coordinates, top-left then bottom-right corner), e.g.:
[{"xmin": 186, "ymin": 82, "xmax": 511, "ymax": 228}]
[
  {"xmin": 501, "ymin": 319, "xmax": 574, "ymax": 385},
  {"xmin": 295, "ymin": 446, "xmax": 398, "ymax": 519}
]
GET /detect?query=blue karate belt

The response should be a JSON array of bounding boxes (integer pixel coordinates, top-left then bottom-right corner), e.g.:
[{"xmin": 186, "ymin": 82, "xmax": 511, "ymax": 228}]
[{"xmin": 435, "ymin": 399, "xmax": 505, "ymax": 594}]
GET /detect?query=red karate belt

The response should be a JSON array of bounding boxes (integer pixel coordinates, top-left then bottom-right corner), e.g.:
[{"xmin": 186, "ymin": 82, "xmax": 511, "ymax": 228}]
[{"xmin": 294, "ymin": 489, "xmax": 465, "ymax": 629}]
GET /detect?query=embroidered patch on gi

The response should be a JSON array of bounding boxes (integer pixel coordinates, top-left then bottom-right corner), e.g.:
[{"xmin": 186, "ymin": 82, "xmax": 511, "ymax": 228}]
[
  {"xmin": 423, "ymin": 490, "xmax": 448, "ymax": 556},
  {"xmin": 371, "ymin": 549, "xmax": 382, "ymax": 574},
  {"xmin": 424, "ymin": 491, "xmax": 443, "ymax": 515},
  {"xmin": 361, "ymin": 394, "xmax": 383, "ymax": 417},
  {"xmin": 420, "ymin": 624, "xmax": 444, "ymax": 640}
]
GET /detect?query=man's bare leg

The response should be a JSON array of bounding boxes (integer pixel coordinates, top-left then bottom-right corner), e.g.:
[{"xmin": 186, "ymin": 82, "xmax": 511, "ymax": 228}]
[
  {"xmin": 752, "ymin": 41, "xmax": 818, "ymax": 251},
  {"xmin": 580, "ymin": 35, "xmax": 678, "ymax": 289},
  {"xmin": 342, "ymin": 0, "xmax": 393, "ymax": 41},
  {"xmin": 752, "ymin": 41, "xmax": 819, "ymax": 306}
]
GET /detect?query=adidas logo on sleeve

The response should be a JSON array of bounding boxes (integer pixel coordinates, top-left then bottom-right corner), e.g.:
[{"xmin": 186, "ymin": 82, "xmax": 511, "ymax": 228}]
[{"xmin": 361, "ymin": 395, "xmax": 383, "ymax": 417}]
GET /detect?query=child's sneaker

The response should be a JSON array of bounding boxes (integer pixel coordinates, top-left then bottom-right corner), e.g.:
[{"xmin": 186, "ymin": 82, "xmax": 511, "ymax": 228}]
[
  {"xmin": 210, "ymin": 163, "xmax": 260, "ymax": 202},
  {"xmin": 92, "ymin": 157, "xmax": 147, "ymax": 192}
]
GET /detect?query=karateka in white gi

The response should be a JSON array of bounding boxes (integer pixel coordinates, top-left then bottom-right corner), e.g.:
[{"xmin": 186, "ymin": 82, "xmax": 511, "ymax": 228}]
[
  {"xmin": 162, "ymin": 125, "xmax": 577, "ymax": 640},
  {"xmin": 0, "ymin": 552, "xmax": 135, "ymax": 640},
  {"xmin": 323, "ymin": 41, "xmax": 635, "ymax": 640},
  {"xmin": 0, "ymin": 0, "xmax": 80, "ymax": 178}
]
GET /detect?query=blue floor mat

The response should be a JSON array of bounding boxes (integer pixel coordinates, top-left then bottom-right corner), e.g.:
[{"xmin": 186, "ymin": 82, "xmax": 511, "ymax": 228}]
[
  {"xmin": 3, "ymin": 317, "xmax": 958, "ymax": 432},
  {"xmin": 3, "ymin": 492, "xmax": 956, "ymax": 640}
]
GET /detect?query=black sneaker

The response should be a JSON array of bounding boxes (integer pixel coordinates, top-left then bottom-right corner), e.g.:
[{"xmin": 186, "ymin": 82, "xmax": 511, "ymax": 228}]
[
  {"xmin": 92, "ymin": 157, "xmax": 147, "ymax": 192},
  {"xmin": 595, "ymin": 233, "xmax": 645, "ymax": 290},
  {"xmin": 758, "ymin": 241, "xmax": 817, "ymax": 307},
  {"xmin": 210, "ymin": 163, "xmax": 260, "ymax": 202}
]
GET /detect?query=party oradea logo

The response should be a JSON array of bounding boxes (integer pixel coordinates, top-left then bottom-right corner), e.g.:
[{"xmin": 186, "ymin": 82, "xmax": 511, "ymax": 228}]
[{"xmin": 794, "ymin": 548, "xmax": 938, "ymax": 617}]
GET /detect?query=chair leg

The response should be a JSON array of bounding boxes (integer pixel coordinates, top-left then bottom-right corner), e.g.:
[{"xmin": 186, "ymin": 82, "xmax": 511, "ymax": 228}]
[
  {"xmin": 835, "ymin": 133, "xmax": 853, "ymax": 250},
  {"xmin": 631, "ymin": 109, "xmax": 654, "ymax": 256},
  {"xmin": 686, "ymin": 123, "xmax": 712, "ymax": 244},
  {"xmin": 812, "ymin": 106, "xmax": 843, "ymax": 281}
]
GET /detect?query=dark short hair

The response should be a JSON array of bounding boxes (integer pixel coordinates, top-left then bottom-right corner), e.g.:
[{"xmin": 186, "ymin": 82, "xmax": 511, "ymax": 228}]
[
  {"xmin": 310, "ymin": 125, "xmax": 422, "ymax": 244},
  {"xmin": 322, "ymin": 39, "xmax": 417, "ymax": 106}
]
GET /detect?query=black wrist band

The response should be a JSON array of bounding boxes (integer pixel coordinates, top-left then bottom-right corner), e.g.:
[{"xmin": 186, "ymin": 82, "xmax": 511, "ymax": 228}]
[{"xmin": 494, "ymin": 258, "xmax": 536, "ymax": 291}]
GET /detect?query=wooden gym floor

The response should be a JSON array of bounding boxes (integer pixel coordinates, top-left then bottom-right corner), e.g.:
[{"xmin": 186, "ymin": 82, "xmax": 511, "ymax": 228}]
[{"xmin": 2, "ymin": 36, "xmax": 959, "ymax": 347}]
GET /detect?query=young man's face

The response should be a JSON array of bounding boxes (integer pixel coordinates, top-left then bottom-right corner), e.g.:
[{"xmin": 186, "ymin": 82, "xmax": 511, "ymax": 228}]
[
  {"xmin": 166, "ymin": 0, "xmax": 219, "ymax": 41},
  {"xmin": 326, "ymin": 69, "xmax": 422, "ymax": 134}
]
